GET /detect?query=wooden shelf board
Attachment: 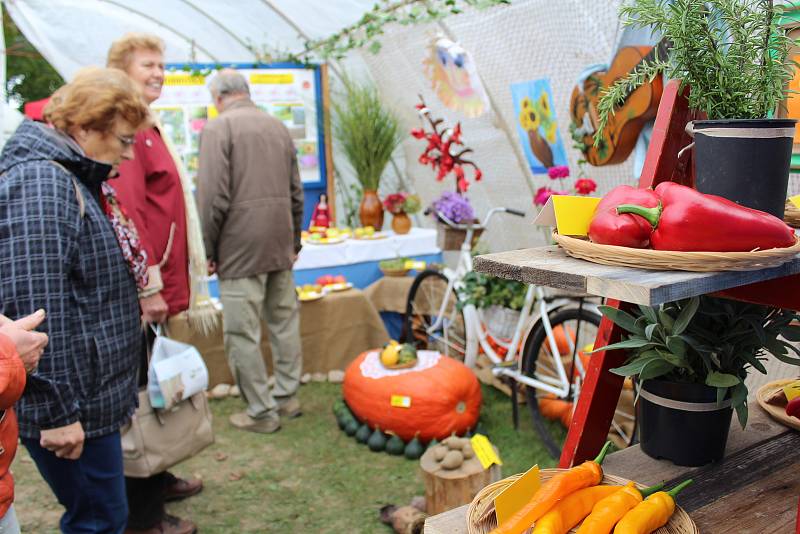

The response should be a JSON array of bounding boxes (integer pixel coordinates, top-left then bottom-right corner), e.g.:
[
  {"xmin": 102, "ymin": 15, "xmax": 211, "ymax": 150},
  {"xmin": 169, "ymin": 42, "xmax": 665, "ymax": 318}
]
[{"xmin": 473, "ymin": 246, "xmax": 800, "ymax": 306}]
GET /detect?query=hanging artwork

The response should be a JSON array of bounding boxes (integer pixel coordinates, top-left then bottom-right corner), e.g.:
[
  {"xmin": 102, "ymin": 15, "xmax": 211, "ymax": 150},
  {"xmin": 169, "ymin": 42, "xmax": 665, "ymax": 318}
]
[
  {"xmin": 511, "ymin": 79, "xmax": 568, "ymax": 174},
  {"xmin": 423, "ymin": 36, "xmax": 489, "ymax": 118}
]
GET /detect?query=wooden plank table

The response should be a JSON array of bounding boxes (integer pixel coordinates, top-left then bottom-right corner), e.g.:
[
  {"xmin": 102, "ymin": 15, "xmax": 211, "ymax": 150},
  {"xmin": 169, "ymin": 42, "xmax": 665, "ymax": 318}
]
[
  {"xmin": 473, "ymin": 246, "xmax": 800, "ymax": 307},
  {"xmin": 424, "ymin": 408, "xmax": 800, "ymax": 533}
]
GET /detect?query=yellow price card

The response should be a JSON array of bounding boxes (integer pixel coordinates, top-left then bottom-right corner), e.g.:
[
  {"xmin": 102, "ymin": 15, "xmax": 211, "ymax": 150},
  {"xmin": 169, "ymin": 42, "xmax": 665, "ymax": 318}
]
[
  {"xmin": 404, "ymin": 260, "xmax": 426, "ymax": 271},
  {"xmin": 494, "ymin": 465, "xmax": 540, "ymax": 527},
  {"xmin": 470, "ymin": 434, "xmax": 502, "ymax": 470},
  {"xmin": 532, "ymin": 195, "xmax": 601, "ymax": 236},
  {"xmin": 783, "ymin": 380, "xmax": 800, "ymax": 401},
  {"xmin": 390, "ymin": 395, "xmax": 411, "ymax": 408},
  {"xmin": 789, "ymin": 195, "xmax": 800, "ymax": 210}
]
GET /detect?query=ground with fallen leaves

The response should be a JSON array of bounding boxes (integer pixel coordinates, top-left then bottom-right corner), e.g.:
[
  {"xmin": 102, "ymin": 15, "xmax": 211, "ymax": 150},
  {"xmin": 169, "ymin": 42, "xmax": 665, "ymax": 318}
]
[{"xmin": 12, "ymin": 383, "xmax": 555, "ymax": 533}]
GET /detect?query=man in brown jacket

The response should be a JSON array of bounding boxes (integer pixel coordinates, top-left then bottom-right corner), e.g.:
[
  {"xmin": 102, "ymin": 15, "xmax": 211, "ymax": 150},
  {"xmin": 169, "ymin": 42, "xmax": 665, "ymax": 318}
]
[{"xmin": 198, "ymin": 69, "xmax": 304, "ymax": 434}]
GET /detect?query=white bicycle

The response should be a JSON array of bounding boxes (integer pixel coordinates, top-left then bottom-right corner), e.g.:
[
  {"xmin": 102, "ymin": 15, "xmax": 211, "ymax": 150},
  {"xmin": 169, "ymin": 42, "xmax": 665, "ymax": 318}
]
[{"xmin": 403, "ymin": 207, "xmax": 636, "ymax": 458}]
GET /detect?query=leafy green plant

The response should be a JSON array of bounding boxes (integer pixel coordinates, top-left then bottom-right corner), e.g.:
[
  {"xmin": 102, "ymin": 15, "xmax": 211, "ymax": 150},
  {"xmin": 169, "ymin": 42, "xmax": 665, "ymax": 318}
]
[
  {"xmin": 595, "ymin": 0, "xmax": 797, "ymax": 145},
  {"xmin": 457, "ymin": 272, "xmax": 527, "ymax": 311},
  {"xmin": 333, "ymin": 78, "xmax": 403, "ymax": 191},
  {"xmin": 596, "ymin": 296, "xmax": 800, "ymax": 427},
  {"xmin": 300, "ymin": 0, "xmax": 511, "ymax": 61}
]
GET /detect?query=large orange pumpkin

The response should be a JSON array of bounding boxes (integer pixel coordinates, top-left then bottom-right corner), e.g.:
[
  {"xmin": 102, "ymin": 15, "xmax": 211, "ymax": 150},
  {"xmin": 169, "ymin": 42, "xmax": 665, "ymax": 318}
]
[{"xmin": 343, "ymin": 350, "xmax": 482, "ymax": 442}]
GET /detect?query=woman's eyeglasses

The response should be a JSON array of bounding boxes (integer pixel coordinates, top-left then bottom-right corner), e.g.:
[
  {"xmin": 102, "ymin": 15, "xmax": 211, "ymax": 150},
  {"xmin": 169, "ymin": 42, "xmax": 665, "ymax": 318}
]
[{"xmin": 116, "ymin": 134, "xmax": 136, "ymax": 147}]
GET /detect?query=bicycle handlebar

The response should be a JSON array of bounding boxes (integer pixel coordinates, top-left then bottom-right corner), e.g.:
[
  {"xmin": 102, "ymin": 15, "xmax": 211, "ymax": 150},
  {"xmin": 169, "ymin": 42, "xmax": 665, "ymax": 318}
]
[{"xmin": 505, "ymin": 208, "xmax": 526, "ymax": 217}]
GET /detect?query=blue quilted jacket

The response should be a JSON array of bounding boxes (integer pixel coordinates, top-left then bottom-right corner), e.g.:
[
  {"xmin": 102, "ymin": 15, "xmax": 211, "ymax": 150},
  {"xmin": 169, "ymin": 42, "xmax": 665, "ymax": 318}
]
[{"xmin": 0, "ymin": 120, "xmax": 141, "ymax": 439}]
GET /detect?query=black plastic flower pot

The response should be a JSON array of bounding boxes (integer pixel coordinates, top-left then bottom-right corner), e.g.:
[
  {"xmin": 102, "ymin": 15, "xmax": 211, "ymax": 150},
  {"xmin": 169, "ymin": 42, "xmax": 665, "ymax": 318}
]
[
  {"xmin": 637, "ymin": 378, "xmax": 733, "ymax": 467},
  {"xmin": 693, "ymin": 118, "xmax": 796, "ymax": 219}
]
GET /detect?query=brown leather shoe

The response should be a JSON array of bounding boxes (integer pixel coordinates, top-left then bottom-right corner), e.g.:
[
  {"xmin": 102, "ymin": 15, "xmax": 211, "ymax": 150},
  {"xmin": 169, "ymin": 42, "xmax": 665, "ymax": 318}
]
[
  {"xmin": 124, "ymin": 514, "xmax": 197, "ymax": 534},
  {"xmin": 276, "ymin": 396, "xmax": 302, "ymax": 418},
  {"xmin": 229, "ymin": 412, "xmax": 281, "ymax": 433},
  {"xmin": 164, "ymin": 476, "xmax": 203, "ymax": 502}
]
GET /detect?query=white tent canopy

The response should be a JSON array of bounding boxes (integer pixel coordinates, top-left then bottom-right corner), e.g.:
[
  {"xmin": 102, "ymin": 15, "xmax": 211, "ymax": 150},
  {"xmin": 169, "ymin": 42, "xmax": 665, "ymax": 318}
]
[{"xmin": 5, "ymin": 0, "xmax": 375, "ymax": 79}]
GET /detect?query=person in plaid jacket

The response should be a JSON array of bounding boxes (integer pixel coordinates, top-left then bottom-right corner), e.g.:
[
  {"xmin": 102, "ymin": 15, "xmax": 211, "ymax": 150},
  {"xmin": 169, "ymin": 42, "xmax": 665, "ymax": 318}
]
[{"xmin": 0, "ymin": 68, "xmax": 150, "ymax": 534}]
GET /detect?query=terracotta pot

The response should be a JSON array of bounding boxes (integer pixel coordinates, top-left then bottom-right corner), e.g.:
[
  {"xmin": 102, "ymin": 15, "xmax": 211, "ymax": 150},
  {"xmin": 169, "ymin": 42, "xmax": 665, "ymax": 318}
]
[
  {"xmin": 391, "ymin": 212, "xmax": 412, "ymax": 234},
  {"xmin": 528, "ymin": 129, "xmax": 554, "ymax": 169},
  {"xmin": 359, "ymin": 189, "xmax": 384, "ymax": 229}
]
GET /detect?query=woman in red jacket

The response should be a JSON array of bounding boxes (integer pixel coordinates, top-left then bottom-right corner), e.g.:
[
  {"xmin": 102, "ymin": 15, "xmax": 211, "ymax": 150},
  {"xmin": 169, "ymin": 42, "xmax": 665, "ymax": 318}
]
[{"xmin": 0, "ymin": 310, "xmax": 48, "ymax": 534}]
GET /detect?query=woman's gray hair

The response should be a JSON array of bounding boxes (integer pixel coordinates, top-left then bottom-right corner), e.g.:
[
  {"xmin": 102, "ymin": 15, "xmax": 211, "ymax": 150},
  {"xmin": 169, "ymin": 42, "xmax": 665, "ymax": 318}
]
[{"xmin": 208, "ymin": 69, "xmax": 250, "ymax": 98}]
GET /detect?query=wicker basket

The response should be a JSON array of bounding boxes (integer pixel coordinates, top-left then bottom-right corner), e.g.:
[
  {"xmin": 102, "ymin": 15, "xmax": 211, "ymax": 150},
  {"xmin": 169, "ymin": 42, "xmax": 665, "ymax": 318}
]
[
  {"xmin": 437, "ymin": 221, "xmax": 484, "ymax": 251},
  {"xmin": 467, "ymin": 469, "xmax": 698, "ymax": 534},
  {"xmin": 785, "ymin": 200, "xmax": 800, "ymax": 228},
  {"xmin": 553, "ymin": 231, "xmax": 800, "ymax": 272}
]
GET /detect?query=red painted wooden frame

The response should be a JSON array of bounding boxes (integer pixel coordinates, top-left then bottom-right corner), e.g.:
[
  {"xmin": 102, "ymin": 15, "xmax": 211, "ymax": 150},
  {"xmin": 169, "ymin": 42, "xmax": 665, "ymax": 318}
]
[{"xmin": 559, "ymin": 79, "xmax": 800, "ymax": 470}]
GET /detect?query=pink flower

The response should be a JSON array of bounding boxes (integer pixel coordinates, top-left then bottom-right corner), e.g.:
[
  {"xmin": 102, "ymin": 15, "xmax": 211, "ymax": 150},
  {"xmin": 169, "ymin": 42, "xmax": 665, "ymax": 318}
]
[
  {"xmin": 574, "ymin": 178, "xmax": 597, "ymax": 195},
  {"xmin": 534, "ymin": 186, "xmax": 554, "ymax": 207},
  {"xmin": 547, "ymin": 165, "xmax": 570, "ymax": 180}
]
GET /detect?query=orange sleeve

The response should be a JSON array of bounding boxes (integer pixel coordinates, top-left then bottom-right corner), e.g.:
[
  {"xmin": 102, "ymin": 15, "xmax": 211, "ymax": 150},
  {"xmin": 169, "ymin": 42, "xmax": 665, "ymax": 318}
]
[{"xmin": 0, "ymin": 334, "xmax": 26, "ymax": 409}]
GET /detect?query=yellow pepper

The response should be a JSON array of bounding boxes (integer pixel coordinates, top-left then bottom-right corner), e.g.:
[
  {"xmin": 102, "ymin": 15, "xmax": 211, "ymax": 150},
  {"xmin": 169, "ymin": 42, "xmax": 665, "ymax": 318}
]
[
  {"xmin": 532, "ymin": 485, "xmax": 622, "ymax": 534},
  {"xmin": 613, "ymin": 479, "xmax": 693, "ymax": 534},
  {"xmin": 576, "ymin": 481, "xmax": 664, "ymax": 534}
]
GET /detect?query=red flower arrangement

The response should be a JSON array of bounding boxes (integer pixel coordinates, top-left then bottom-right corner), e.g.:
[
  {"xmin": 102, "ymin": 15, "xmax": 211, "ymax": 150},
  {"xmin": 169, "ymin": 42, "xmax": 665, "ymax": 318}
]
[
  {"xmin": 383, "ymin": 192, "xmax": 422, "ymax": 215},
  {"xmin": 411, "ymin": 96, "xmax": 482, "ymax": 193},
  {"xmin": 534, "ymin": 166, "xmax": 597, "ymax": 207}
]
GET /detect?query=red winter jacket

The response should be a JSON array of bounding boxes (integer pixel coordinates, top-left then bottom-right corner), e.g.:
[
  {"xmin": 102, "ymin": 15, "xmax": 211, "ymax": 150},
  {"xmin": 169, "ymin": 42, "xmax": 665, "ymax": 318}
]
[{"xmin": 0, "ymin": 334, "xmax": 26, "ymax": 518}]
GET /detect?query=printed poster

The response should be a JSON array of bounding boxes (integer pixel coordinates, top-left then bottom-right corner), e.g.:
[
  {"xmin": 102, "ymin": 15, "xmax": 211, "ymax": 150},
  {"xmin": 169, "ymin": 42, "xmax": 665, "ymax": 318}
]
[
  {"xmin": 152, "ymin": 67, "xmax": 322, "ymax": 188},
  {"xmin": 511, "ymin": 79, "xmax": 568, "ymax": 174}
]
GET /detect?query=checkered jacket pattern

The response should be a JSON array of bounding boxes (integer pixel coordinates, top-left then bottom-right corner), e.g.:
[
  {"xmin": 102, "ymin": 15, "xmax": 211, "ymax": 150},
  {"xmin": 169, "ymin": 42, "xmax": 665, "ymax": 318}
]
[{"xmin": 0, "ymin": 120, "xmax": 141, "ymax": 439}]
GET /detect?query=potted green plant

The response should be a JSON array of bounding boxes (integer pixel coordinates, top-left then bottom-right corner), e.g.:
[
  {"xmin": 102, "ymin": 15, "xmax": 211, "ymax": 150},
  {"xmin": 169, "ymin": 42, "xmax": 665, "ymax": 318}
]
[
  {"xmin": 457, "ymin": 272, "xmax": 528, "ymax": 340},
  {"xmin": 596, "ymin": 295, "xmax": 800, "ymax": 466},
  {"xmin": 596, "ymin": 0, "xmax": 798, "ymax": 218},
  {"xmin": 333, "ymin": 79, "xmax": 403, "ymax": 230}
]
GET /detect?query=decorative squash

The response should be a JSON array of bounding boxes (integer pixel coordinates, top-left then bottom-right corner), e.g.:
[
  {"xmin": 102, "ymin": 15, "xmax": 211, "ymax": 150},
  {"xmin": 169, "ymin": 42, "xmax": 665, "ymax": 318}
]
[
  {"xmin": 404, "ymin": 433, "xmax": 425, "ymax": 460},
  {"xmin": 368, "ymin": 427, "xmax": 388, "ymax": 452},
  {"xmin": 355, "ymin": 423, "xmax": 371, "ymax": 444},
  {"xmin": 386, "ymin": 434, "xmax": 406, "ymax": 455},
  {"xmin": 343, "ymin": 350, "xmax": 482, "ymax": 442}
]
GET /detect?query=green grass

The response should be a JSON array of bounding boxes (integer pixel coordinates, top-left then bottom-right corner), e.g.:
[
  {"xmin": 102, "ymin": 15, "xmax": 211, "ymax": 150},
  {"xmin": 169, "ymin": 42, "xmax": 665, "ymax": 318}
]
[{"xmin": 13, "ymin": 383, "xmax": 555, "ymax": 533}]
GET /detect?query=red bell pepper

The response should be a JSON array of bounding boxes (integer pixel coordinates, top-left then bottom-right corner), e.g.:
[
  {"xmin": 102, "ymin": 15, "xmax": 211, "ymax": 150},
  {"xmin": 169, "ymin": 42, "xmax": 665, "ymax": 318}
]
[
  {"xmin": 588, "ymin": 185, "xmax": 660, "ymax": 248},
  {"xmin": 616, "ymin": 182, "xmax": 797, "ymax": 252},
  {"xmin": 787, "ymin": 397, "xmax": 800, "ymax": 419}
]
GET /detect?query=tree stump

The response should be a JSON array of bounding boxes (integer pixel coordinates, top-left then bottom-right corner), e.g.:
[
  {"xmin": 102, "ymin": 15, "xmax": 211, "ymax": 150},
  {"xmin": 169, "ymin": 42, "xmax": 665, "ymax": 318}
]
[{"xmin": 420, "ymin": 443, "xmax": 502, "ymax": 515}]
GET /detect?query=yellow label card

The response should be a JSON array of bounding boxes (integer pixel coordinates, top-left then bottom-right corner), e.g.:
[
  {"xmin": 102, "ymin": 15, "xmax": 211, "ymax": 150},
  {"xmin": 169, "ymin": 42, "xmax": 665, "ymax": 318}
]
[
  {"xmin": 404, "ymin": 260, "xmax": 426, "ymax": 270},
  {"xmin": 470, "ymin": 434, "xmax": 502, "ymax": 470},
  {"xmin": 249, "ymin": 73, "xmax": 294, "ymax": 84},
  {"xmin": 164, "ymin": 74, "xmax": 206, "ymax": 86},
  {"xmin": 552, "ymin": 195, "xmax": 601, "ymax": 236},
  {"xmin": 783, "ymin": 380, "xmax": 800, "ymax": 401},
  {"xmin": 390, "ymin": 395, "xmax": 411, "ymax": 408},
  {"xmin": 494, "ymin": 465, "xmax": 540, "ymax": 527},
  {"xmin": 789, "ymin": 195, "xmax": 800, "ymax": 210}
]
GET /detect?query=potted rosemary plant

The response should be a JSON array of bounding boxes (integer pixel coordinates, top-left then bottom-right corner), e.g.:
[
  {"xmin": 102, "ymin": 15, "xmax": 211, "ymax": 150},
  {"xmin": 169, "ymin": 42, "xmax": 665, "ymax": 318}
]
[
  {"xmin": 596, "ymin": 0, "xmax": 797, "ymax": 218},
  {"xmin": 333, "ymin": 79, "xmax": 403, "ymax": 230},
  {"xmin": 597, "ymin": 296, "xmax": 800, "ymax": 466}
]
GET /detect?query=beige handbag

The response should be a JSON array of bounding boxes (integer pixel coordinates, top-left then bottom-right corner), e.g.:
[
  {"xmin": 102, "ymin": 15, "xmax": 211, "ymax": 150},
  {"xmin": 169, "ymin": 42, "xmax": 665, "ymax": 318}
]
[{"xmin": 120, "ymin": 389, "xmax": 214, "ymax": 478}]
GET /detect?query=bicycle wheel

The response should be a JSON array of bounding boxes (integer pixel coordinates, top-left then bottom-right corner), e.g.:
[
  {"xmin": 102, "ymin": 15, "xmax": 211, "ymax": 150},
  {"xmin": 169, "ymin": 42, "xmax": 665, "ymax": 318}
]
[
  {"xmin": 522, "ymin": 307, "xmax": 637, "ymax": 459},
  {"xmin": 404, "ymin": 270, "xmax": 466, "ymax": 361}
]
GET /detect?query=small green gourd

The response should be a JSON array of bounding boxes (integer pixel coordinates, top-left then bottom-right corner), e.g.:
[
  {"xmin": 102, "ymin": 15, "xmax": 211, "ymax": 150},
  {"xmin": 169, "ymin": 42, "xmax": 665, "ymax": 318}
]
[
  {"xmin": 385, "ymin": 434, "xmax": 405, "ymax": 455},
  {"xmin": 367, "ymin": 427, "xmax": 387, "ymax": 452},
  {"xmin": 336, "ymin": 413, "xmax": 348, "ymax": 430},
  {"xmin": 404, "ymin": 432, "xmax": 425, "ymax": 460},
  {"xmin": 427, "ymin": 438, "xmax": 440, "ymax": 449},
  {"xmin": 355, "ymin": 423, "xmax": 371, "ymax": 444},
  {"xmin": 344, "ymin": 418, "xmax": 359, "ymax": 436}
]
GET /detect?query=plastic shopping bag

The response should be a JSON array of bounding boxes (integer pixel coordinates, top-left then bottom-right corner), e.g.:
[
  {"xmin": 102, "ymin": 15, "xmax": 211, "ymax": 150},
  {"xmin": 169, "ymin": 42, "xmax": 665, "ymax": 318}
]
[{"xmin": 147, "ymin": 326, "xmax": 209, "ymax": 410}]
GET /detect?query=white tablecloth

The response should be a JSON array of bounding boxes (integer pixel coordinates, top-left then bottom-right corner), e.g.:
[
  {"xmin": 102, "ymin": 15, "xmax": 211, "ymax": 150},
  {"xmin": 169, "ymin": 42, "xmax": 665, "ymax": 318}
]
[{"xmin": 294, "ymin": 228, "xmax": 439, "ymax": 270}]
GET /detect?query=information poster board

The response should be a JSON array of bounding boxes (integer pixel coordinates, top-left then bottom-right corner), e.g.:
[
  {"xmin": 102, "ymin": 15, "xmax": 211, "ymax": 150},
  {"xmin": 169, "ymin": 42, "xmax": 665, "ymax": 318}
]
[{"xmin": 153, "ymin": 63, "xmax": 328, "ymax": 188}]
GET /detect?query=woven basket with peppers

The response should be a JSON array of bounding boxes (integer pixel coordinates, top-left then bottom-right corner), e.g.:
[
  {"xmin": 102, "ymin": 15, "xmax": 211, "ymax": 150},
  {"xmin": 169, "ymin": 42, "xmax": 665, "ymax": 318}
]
[
  {"xmin": 556, "ymin": 183, "xmax": 800, "ymax": 272},
  {"xmin": 468, "ymin": 442, "xmax": 697, "ymax": 533}
]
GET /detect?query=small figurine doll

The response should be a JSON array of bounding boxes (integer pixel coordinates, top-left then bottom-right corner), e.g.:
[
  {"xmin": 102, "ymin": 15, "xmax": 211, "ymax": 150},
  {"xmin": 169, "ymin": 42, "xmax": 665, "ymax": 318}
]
[{"xmin": 311, "ymin": 193, "xmax": 331, "ymax": 228}]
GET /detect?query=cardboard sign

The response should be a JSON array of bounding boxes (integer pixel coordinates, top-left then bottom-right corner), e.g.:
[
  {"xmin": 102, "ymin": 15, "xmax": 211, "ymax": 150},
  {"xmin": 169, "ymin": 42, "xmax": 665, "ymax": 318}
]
[
  {"xmin": 494, "ymin": 465, "xmax": 541, "ymax": 527},
  {"xmin": 533, "ymin": 195, "xmax": 601, "ymax": 236}
]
